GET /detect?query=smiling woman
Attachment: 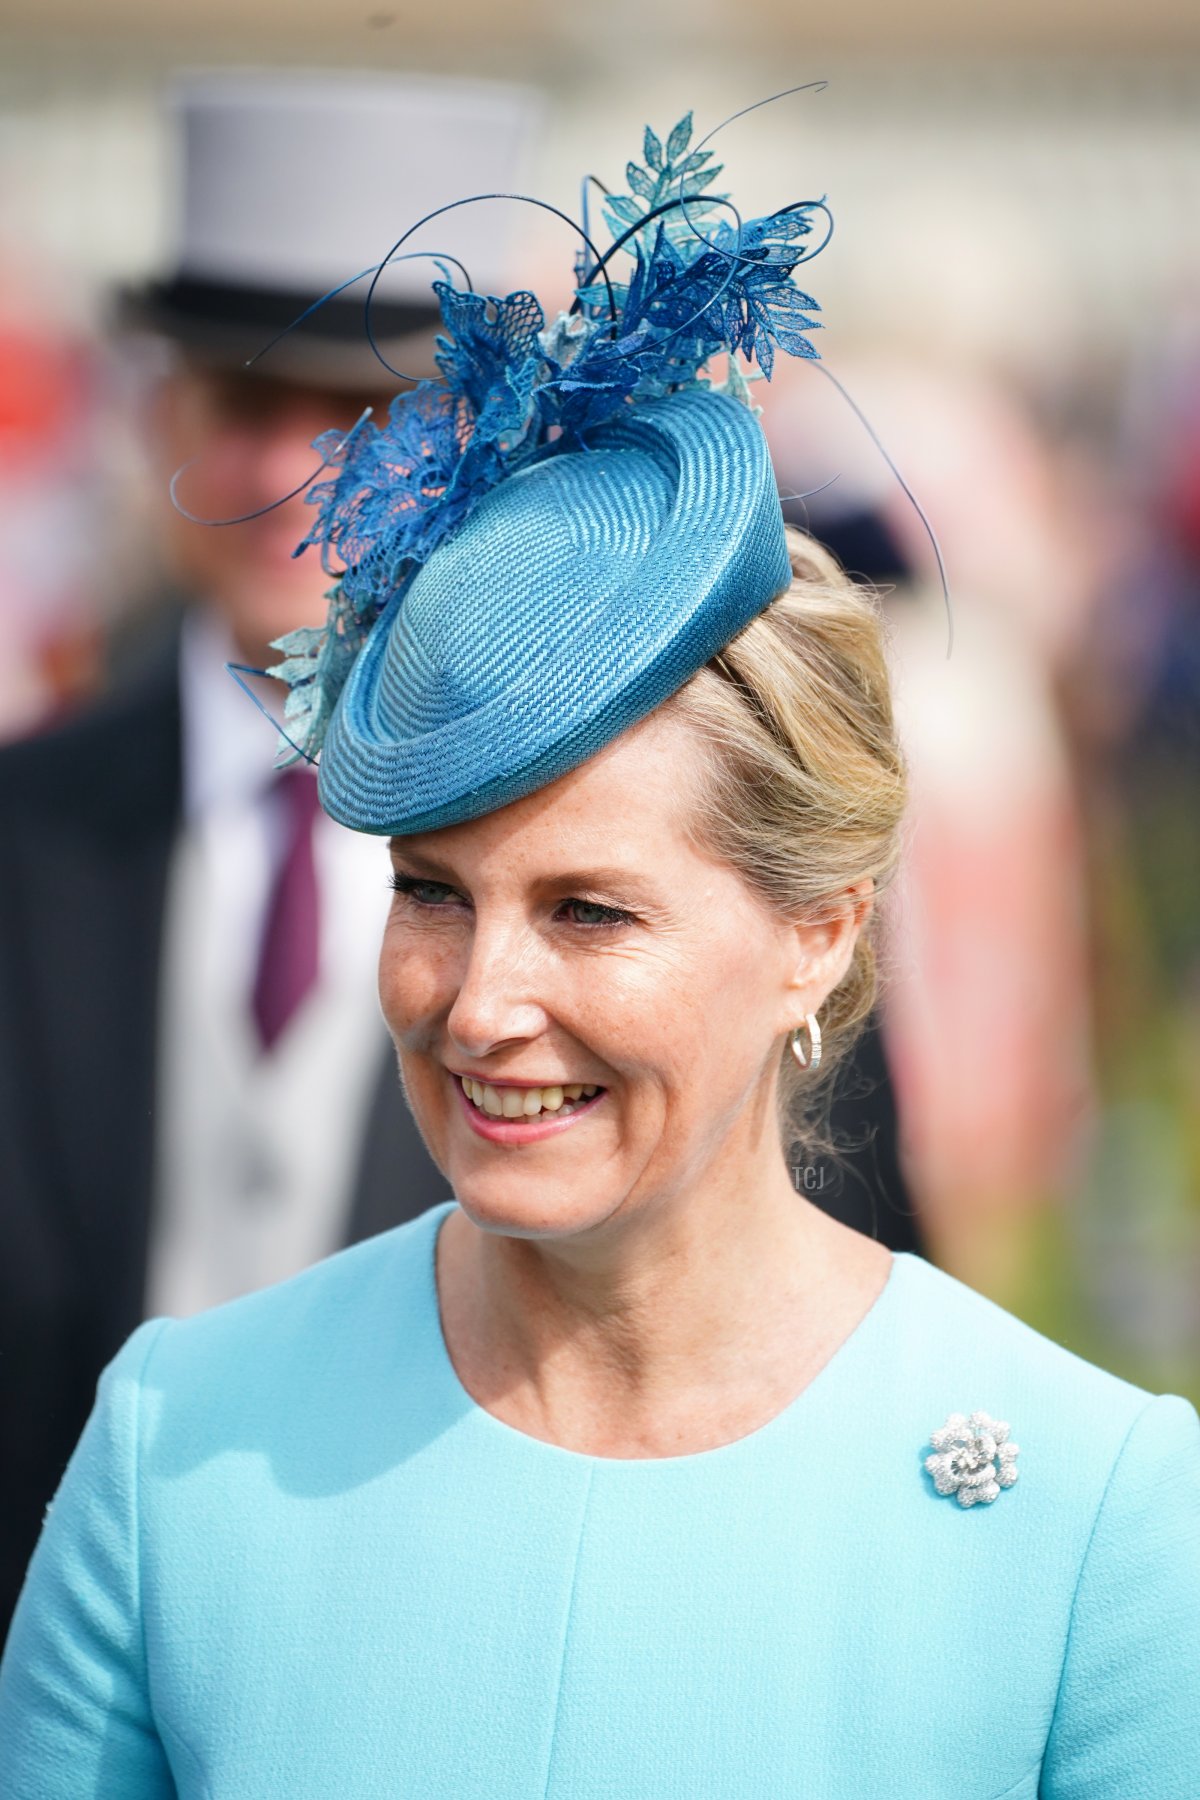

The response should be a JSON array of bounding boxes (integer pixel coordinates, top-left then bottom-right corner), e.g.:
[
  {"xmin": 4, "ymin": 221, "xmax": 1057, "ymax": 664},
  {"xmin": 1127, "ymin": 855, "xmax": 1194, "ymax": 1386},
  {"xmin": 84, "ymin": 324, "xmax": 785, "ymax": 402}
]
[
  {"xmin": 2, "ymin": 105, "xmax": 1198, "ymax": 1800},
  {"xmin": 378, "ymin": 676, "xmax": 880, "ymax": 1269},
  {"xmin": 368, "ymin": 521, "xmax": 901, "ymax": 1451}
]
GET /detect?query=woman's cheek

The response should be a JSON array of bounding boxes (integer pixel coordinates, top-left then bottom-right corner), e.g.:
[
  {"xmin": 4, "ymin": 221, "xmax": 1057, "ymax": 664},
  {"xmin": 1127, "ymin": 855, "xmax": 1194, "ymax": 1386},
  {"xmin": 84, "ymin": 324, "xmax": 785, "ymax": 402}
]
[
  {"xmin": 378, "ymin": 927, "xmax": 460, "ymax": 1045},
  {"xmin": 560, "ymin": 953, "xmax": 693, "ymax": 1094}
]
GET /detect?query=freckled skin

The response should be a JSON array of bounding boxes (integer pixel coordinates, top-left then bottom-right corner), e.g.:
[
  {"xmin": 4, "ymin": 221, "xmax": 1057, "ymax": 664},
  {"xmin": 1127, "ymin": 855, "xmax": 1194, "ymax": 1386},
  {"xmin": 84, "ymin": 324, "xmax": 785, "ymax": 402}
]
[
  {"xmin": 380, "ymin": 706, "xmax": 845, "ymax": 1241},
  {"xmin": 377, "ymin": 704, "xmax": 884, "ymax": 1457}
]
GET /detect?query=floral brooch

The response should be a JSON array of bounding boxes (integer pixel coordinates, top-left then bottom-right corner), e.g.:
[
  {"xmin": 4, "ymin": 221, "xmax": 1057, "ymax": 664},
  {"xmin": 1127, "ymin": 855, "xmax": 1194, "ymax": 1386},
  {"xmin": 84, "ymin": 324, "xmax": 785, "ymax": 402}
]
[{"xmin": 925, "ymin": 1411, "xmax": 1020, "ymax": 1506}]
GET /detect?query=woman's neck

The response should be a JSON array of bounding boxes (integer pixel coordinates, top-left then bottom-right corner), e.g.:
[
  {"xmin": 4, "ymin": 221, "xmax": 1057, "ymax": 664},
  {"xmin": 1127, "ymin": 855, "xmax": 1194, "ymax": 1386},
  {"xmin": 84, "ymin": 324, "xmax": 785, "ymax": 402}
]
[{"xmin": 435, "ymin": 1154, "xmax": 892, "ymax": 1460}]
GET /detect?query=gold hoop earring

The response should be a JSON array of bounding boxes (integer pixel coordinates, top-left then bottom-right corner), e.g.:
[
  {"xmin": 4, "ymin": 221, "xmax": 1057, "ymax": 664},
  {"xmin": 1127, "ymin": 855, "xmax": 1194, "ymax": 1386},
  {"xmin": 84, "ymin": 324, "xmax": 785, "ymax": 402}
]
[{"xmin": 789, "ymin": 1013, "xmax": 822, "ymax": 1072}]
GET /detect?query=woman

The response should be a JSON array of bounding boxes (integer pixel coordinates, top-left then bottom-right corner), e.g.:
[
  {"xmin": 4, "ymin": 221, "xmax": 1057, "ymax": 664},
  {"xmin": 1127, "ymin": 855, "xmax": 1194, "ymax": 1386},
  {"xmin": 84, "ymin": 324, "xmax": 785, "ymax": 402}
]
[{"xmin": 2, "ymin": 111, "xmax": 1198, "ymax": 1798}]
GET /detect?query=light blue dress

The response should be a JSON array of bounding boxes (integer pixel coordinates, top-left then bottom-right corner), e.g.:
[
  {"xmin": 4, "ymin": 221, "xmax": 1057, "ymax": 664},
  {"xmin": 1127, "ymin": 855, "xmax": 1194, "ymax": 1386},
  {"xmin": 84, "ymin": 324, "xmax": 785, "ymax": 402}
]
[{"xmin": 2, "ymin": 1199, "xmax": 1198, "ymax": 1799}]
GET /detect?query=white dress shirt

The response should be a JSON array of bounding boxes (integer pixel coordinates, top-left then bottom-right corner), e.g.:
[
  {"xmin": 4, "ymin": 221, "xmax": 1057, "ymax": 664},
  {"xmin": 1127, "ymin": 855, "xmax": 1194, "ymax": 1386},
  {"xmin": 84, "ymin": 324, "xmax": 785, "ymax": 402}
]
[{"xmin": 143, "ymin": 610, "xmax": 396, "ymax": 1319}]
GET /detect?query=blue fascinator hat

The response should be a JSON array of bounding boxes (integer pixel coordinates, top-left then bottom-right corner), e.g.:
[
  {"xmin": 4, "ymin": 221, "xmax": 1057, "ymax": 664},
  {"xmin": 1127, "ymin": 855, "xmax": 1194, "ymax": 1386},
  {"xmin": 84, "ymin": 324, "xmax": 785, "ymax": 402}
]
[{"xmin": 263, "ymin": 101, "xmax": 834, "ymax": 835}]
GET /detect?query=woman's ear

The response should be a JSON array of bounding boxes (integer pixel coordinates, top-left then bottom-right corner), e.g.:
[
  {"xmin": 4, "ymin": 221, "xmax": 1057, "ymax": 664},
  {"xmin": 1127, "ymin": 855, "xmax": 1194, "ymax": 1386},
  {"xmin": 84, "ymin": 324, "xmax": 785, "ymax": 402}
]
[{"xmin": 783, "ymin": 878, "xmax": 875, "ymax": 1016}]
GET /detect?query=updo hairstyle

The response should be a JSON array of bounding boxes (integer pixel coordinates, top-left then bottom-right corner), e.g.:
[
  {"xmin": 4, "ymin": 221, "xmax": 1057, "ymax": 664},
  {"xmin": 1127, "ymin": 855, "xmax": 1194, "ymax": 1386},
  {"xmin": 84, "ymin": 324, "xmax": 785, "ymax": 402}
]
[{"xmin": 669, "ymin": 524, "xmax": 909, "ymax": 1164}]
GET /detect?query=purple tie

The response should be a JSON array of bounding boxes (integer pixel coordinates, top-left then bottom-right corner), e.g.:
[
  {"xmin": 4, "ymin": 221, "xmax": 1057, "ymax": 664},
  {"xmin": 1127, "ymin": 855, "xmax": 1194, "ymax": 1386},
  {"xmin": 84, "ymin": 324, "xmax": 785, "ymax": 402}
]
[{"xmin": 251, "ymin": 767, "xmax": 321, "ymax": 1053}]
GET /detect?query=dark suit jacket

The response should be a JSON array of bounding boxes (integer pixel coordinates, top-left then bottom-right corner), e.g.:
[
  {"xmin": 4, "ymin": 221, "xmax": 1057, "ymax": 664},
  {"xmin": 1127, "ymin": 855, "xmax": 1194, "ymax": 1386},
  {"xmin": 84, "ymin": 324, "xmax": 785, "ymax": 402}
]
[
  {"xmin": 0, "ymin": 648, "xmax": 452, "ymax": 1636},
  {"xmin": 0, "ymin": 646, "xmax": 921, "ymax": 1636}
]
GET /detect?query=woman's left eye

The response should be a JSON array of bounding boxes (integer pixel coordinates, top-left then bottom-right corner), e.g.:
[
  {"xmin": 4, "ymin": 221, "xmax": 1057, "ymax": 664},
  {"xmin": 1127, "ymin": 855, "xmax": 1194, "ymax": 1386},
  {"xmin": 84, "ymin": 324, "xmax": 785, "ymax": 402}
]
[{"xmin": 559, "ymin": 898, "xmax": 632, "ymax": 928}]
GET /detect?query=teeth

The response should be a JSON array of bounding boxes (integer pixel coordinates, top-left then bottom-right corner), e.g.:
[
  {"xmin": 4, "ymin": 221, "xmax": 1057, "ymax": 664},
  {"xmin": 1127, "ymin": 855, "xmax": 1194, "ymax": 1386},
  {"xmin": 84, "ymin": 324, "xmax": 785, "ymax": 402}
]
[{"xmin": 458, "ymin": 1076, "xmax": 601, "ymax": 1119}]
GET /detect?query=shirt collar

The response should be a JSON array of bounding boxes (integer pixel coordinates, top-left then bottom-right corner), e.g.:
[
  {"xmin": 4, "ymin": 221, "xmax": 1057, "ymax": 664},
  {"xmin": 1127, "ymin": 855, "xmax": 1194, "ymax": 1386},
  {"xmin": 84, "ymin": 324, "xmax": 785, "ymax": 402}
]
[{"xmin": 179, "ymin": 609, "xmax": 282, "ymax": 823}]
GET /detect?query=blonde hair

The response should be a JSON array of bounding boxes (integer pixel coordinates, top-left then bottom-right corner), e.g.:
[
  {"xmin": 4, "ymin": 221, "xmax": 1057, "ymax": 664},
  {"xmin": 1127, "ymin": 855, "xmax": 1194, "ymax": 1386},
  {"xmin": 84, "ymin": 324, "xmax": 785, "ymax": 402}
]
[{"xmin": 668, "ymin": 524, "xmax": 909, "ymax": 1160}]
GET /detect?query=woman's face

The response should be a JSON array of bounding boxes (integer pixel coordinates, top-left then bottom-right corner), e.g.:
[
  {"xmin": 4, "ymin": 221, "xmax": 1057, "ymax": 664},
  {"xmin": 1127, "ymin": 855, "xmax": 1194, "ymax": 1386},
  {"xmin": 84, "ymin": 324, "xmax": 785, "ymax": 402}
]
[{"xmin": 379, "ymin": 705, "xmax": 865, "ymax": 1243}]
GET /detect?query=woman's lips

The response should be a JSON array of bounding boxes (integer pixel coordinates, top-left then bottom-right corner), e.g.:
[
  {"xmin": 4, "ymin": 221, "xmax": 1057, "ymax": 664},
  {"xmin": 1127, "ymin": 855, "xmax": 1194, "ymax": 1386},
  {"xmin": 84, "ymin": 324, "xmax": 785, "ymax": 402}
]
[{"xmin": 451, "ymin": 1072, "xmax": 606, "ymax": 1144}]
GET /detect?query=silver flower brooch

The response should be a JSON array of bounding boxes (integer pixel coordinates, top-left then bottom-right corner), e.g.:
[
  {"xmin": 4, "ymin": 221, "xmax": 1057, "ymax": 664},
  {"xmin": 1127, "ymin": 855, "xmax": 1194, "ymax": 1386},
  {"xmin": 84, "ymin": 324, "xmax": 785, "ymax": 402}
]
[{"xmin": 925, "ymin": 1411, "xmax": 1020, "ymax": 1506}]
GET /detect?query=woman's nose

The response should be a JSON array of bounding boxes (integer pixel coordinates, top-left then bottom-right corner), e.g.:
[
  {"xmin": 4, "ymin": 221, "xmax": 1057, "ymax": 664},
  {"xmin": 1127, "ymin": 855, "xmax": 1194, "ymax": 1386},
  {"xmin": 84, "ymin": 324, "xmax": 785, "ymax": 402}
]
[{"xmin": 445, "ymin": 926, "xmax": 548, "ymax": 1059}]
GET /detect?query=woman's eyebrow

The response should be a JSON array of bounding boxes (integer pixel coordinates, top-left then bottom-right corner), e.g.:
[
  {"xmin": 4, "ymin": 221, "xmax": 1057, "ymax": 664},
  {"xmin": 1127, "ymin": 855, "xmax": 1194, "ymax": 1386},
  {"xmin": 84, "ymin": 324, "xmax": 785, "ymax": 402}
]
[
  {"xmin": 387, "ymin": 848, "xmax": 662, "ymax": 908},
  {"xmin": 537, "ymin": 867, "xmax": 659, "ymax": 902},
  {"xmin": 385, "ymin": 844, "xmax": 462, "ymax": 882}
]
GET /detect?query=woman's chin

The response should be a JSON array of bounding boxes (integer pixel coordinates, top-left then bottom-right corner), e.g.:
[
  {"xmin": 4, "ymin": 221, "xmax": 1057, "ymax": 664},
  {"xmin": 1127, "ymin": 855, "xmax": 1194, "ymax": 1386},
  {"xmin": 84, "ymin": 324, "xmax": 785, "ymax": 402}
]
[{"xmin": 448, "ymin": 1171, "xmax": 619, "ymax": 1242}]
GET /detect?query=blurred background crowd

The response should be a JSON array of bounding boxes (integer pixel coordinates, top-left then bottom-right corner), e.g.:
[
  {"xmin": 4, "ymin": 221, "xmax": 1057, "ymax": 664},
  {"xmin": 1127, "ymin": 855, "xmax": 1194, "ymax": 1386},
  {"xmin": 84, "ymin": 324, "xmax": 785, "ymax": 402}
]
[{"xmin": 1, "ymin": 0, "xmax": 1198, "ymax": 1622}]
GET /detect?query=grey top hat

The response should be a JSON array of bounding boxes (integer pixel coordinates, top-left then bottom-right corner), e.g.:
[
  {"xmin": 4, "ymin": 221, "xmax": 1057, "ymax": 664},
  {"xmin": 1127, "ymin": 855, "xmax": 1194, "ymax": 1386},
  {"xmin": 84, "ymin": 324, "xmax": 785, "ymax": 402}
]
[{"xmin": 120, "ymin": 69, "xmax": 542, "ymax": 388}]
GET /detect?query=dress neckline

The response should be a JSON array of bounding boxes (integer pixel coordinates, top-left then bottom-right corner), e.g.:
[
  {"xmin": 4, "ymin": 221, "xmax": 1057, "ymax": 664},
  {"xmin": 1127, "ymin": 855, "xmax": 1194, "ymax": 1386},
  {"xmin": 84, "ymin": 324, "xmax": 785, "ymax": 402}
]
[{"xmin": 421, "ymin": 1199, "xmax": 912, "ymax": 1469}]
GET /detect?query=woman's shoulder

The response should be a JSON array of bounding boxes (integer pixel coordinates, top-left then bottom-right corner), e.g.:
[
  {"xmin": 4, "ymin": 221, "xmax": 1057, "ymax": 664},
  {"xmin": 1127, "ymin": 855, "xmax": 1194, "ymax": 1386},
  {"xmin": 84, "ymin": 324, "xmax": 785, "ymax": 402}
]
[
  {"xmin": 115, "ymin": 1199, "xmax": 456, "ymax": 1427},
  {"xmin": 886, "ymin": 1249, "xmax": 1199, "ymax": 1502},
  {"xmin": 889, "ymin": 1247, "xmax": 1172, "ymax": 1423}
]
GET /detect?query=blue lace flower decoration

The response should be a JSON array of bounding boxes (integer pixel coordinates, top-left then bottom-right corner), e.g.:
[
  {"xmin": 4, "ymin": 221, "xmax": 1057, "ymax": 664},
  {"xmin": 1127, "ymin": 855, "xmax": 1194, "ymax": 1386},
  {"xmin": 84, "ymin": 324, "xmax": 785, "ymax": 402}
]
[{"xmin": 268, "ymin": 110, "xmax": 827, "ymax": 761}]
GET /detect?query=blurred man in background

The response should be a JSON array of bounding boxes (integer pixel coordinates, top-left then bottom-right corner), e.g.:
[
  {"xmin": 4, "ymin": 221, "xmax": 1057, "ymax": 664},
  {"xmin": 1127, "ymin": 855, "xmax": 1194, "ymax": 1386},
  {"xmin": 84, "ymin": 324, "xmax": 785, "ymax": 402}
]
[{"xmin": 0, "ymin": 69, "xmax": 541, "ymax": 1633}]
